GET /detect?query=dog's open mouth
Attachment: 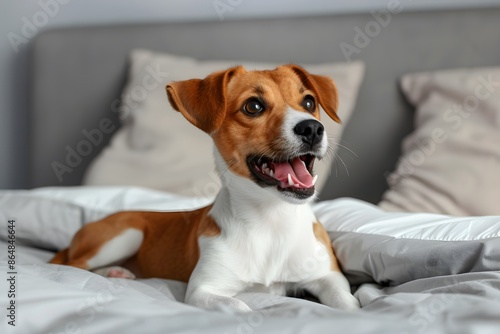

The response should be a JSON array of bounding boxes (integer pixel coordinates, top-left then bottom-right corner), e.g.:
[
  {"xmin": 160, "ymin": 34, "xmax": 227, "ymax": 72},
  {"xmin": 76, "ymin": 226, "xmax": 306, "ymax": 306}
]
[{"xmin": 247, "ymin": 154, "xmax": 318, "ymax": 197}]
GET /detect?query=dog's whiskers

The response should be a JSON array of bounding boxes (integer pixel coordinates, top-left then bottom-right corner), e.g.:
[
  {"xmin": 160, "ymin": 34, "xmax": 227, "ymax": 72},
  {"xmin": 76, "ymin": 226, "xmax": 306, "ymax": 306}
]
[
  {"xmin": 334, "ymin": 151, "xmax": 350, "ymax": 176},
  {"xmin": 326, "ymin": 138, "xmax": 356, "ymax": 177},
  {"xmin": 334, "ymin": 142, "xmax": 358, "ymax": 157}
]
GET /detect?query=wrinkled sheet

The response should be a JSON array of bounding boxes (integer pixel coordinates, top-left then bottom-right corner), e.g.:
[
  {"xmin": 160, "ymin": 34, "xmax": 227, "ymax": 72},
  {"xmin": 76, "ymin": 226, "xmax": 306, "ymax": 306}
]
[{"xmin": 0, "ymin": 187, "xmax": 499, "ymax": 333}]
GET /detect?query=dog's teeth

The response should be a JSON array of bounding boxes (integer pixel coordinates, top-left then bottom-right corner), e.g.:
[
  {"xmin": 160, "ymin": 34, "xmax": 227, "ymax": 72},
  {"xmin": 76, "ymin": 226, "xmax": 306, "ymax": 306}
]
[
  {"xmin": 301, "ymin": 160, "xmax": 306, "ymax": 168},
  {"xmin": 294, "ymin": 183, "xmax": 300, "ymax": 187},
  {"xmin": 264, "ymin": 168, "xmax": 270, "ymax": 175},
  {"xmin": 269, "ymin": 170, "xmax": 274, "ymax": 178},
  {"xmin": 312, "ymin": 175, "xmax": 318, "ymax": 185},
  {"xmin": 287, "ymin": 174, "xmax": 293, "ymax": 186},
  {"xmin": 262, "ymin": 163, "xmax": 267, "ymax": 170}
]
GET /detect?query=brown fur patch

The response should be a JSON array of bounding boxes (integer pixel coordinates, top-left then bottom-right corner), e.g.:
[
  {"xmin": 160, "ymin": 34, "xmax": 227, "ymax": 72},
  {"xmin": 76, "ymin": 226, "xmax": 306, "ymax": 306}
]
[
  {"xmin": 49, "ymin": 248, "xmax": 68, "ymax": 264},
  {"xmin": 133, "ymin": 207, "xmax": 211, "ymax": 282},
  {"xmin": 166, "ymin": 66, "xmax": 245, "ymax": 134},
  {"xmin": 50, "ymin": 206, "xmax": 220, "ymax": 283},
  {"xmin": 313, "ymin": 221, "xmax": 341, "ymax": 272},
  {"xmin": 198, "ymin": 214, "xmax": 222, "ymax": 237}
]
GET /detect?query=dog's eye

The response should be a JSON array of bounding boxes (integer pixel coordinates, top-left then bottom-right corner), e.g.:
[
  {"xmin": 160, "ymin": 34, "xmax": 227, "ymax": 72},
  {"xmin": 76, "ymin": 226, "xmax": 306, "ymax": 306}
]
[
  {"xmin": 243, "ymin": 98, "xmax": 265, "ymax": 116},
  {"xmin": 302, "ymin": 95, "xmax": 315, "ymax": 112}
]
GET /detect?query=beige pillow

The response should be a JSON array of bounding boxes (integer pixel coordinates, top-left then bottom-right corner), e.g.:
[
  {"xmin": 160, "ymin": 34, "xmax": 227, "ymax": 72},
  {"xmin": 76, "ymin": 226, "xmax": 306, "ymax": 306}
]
[
  {"xmin": 83, "ymin": 50, "xmax": 365, "ymax": 197},
  {"xmin": 379, "ymin": 67, "xmax": 500, "ymax": 215}
]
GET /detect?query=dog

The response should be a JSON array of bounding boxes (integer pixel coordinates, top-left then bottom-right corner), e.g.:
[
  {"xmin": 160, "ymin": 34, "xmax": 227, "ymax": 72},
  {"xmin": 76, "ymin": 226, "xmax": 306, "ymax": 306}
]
[{"xmin": 49, "ymin": 65, "xmax": 360, "ymax": 312}]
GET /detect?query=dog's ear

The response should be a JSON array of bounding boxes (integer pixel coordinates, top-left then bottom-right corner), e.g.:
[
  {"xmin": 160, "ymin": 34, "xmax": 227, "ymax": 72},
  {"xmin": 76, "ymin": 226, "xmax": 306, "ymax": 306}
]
[
  {"xmin": 285, "ymin": 65, "xmax": 341, "ymax": 124},
  {"xmin": 166, "ymin": 66, "xmax": 244, "ymax": 134}
]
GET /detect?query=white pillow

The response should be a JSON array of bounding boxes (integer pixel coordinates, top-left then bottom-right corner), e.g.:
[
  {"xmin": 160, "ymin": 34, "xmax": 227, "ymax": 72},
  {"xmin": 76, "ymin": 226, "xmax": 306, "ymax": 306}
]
[
  {"xmin": 83, "ymin": 50, "xmax": 365, "ymax": 197},
  {"xmin": 315, "ymin": 198, "xmax": 500, "ymax": 285},
  {"xmin": 379, "ymin": 67, "xmax": 500, "ymax": 215}
]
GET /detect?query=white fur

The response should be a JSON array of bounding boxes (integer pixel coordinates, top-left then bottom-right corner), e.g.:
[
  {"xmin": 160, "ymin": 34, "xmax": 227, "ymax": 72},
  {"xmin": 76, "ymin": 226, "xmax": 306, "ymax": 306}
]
[
  {"xmin": 297, "ymin": 271, "xmax": 360, "ymax": 310},
  {"xmin": 184, "ymin": 148, "xmax": 359, "ymax": 312},
  {"xmin": 87, "ymin": 228, "xmax": 143, "ymax": 270}
]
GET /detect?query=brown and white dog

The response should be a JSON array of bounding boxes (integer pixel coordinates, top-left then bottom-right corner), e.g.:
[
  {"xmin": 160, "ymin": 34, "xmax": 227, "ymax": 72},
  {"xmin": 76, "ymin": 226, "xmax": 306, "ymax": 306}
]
[{"xmin": 50, "ymin": 65, "xmax": 360, "ymax": 312}]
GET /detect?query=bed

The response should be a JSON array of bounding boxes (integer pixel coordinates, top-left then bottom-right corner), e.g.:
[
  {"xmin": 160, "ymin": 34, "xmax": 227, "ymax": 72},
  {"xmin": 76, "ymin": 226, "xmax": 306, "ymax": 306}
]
[
  {"xmin": 1, "ymin": 187, "xmax": 500, "ymax": 333},
  {"xmin": 2, "ymin": 6, "xmax": 500, "ymax": 334}
]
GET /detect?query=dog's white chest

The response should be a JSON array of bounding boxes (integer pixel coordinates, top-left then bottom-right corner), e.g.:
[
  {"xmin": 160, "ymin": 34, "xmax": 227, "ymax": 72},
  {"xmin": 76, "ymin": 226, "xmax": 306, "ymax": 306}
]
[
  {"xmin": 205, "ymin": 200, "xmax": 332, "ymax": 288},
  {"xmin": 233, "ymin": 229, "xmax": 330, "ymax": 286}
]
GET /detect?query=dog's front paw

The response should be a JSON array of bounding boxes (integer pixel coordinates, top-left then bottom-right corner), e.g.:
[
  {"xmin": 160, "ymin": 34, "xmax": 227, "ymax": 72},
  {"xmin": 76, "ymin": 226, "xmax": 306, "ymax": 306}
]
[
  {"xmin": 212, "ymin": 297, "xmax": 252, "ymax": 313},
  {"xmin": 188, "ymin": 290, "xmax": 252, "ymax": 312},
  {"xmin": 321, "ymin": 289, "xmax": 360, "ymax": 311}
]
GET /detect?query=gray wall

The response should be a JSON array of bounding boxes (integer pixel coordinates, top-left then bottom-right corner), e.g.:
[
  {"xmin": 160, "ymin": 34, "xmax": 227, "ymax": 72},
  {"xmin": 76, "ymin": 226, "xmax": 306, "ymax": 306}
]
[{"xmin": 1, "ymin": 0, "xmax": 499, "ymax": 189}]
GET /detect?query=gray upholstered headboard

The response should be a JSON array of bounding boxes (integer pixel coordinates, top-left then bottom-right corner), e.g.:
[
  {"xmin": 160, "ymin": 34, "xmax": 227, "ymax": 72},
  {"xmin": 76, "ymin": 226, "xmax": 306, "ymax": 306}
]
[{"xmin": 29, "ymin": 8, "xmax": 500, "ymax": 203}]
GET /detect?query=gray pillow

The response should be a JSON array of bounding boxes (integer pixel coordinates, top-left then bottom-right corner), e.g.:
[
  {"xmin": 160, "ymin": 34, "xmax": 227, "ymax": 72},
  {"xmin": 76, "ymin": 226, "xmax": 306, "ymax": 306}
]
[{"xmin": 379, "ymin": 67, "xmax": 500, "ymax": 216}]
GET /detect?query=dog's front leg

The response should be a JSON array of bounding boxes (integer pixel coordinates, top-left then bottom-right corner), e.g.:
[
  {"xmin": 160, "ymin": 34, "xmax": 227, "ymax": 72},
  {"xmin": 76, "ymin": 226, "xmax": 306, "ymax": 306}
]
[
  {"xmin": 185, "ymin": 264, "xmax": 251, "ymax": 312},
  {"xmin": 301, "ymin": 272, "xmax": 360, "ymax": 311},
  {"xmin": 186, "ymin": 288, "xmax": 252, "ymax": 312}
]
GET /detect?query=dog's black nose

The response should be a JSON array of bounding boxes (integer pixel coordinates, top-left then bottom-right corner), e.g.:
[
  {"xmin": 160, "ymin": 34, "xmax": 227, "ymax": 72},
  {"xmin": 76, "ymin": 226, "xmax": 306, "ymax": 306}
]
[{"xmin": 294, "ymin": 119, "xmax": 324, "ymax": 147}]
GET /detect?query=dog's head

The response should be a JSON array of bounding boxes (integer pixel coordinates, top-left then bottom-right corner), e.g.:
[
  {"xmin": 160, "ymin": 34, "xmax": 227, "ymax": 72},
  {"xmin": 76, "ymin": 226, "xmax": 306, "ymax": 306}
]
[{"xmin": 166, "ymin": 65, "xmax": 340, "ymax": 203}]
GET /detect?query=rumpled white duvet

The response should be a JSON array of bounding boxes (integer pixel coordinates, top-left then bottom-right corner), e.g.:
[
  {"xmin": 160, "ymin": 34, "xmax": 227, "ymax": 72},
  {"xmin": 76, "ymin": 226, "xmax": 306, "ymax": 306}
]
[{"xmin": 1, "ymin": 187, "xmax": 499, "ymax": 334}]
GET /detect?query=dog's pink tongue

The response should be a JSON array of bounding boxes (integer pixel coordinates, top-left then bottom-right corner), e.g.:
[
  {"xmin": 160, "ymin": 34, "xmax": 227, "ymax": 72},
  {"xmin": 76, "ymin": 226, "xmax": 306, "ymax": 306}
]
[{"xmin": 273, "ymin": 157, "xmax": 313, "ymax": 188}]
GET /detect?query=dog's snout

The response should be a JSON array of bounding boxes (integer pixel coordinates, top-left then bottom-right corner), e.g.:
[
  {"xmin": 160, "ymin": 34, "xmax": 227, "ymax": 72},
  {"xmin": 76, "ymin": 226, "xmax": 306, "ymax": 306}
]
[{"xmin": 293, "ymin": 119, "xmax": 324, "ymax": 147}]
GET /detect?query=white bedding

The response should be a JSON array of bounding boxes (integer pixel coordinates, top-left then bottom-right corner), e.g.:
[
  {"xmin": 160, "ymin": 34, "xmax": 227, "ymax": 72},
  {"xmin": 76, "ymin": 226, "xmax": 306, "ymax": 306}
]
[{"xmin": 1, "ymin": 187, "xmax": 499, "ymax": 333}]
